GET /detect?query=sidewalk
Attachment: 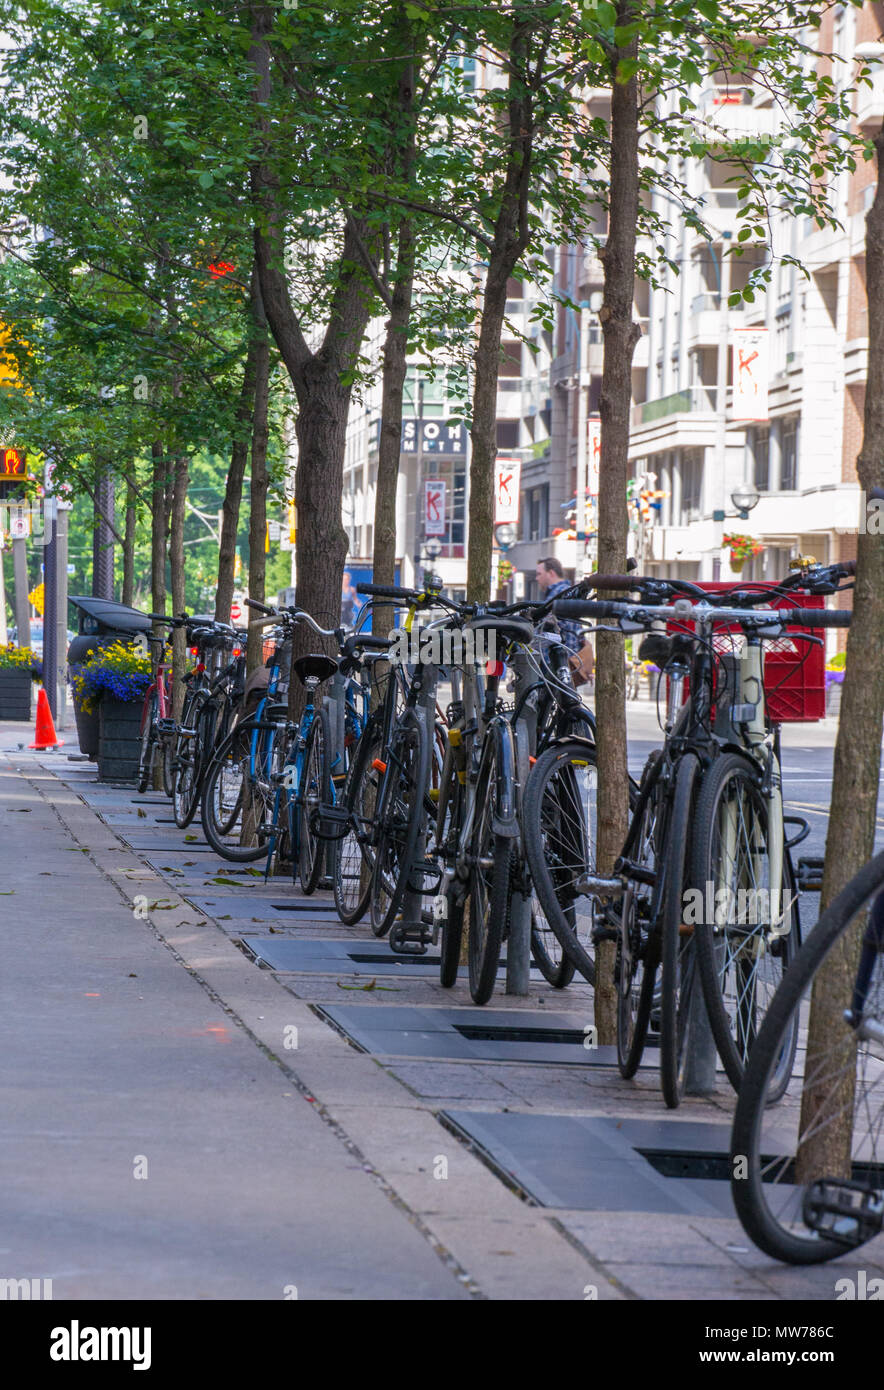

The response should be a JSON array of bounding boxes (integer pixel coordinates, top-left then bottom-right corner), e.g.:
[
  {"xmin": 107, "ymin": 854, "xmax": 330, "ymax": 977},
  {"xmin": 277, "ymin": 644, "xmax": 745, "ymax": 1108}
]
[{"xmin": 1, "ymin": 716, "xmax": 880, "ymax": 1301}]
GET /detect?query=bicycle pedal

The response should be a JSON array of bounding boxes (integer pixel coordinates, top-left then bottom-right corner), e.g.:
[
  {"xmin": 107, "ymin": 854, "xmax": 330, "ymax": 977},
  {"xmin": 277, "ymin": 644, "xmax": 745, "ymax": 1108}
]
[
  {"xmin": 797, "ymin": 856, "xmax": 825, "ymax": 891},
  {"xmin": 802, "ymin": 1178, "xmax": 884, "ymax": 1248},
  {"xmin": 591, "ymin": 925, "xmax": 618, "ymax": 945},
  {"xmin": 308, "ymin": 804, "xmax": 352, "ymax": 841},
  {"xmin": 408, "ymin": 861, "xmax": 442, "ymax": 893},
  {"xmin": 389, "ymin": 923, "xmax": 432, "ymax": 955},
  {"xmin": 156, "ymin": 718, "xmax": 177, "ymax": 735}
]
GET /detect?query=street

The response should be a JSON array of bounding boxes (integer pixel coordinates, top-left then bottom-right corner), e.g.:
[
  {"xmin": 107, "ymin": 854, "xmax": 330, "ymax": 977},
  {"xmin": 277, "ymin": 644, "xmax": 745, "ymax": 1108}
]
[{"xmin": 2, "ymin": 704, "xmax": 882, "ymax": 1302}]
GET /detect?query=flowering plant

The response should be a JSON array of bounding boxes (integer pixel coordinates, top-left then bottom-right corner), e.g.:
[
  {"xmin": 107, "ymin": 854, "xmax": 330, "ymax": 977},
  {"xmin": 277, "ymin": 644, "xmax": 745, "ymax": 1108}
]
[
  {"xmin": 0, "ymin": 643, "xmax": 40, "ymax": 677},
  {"xmin": 69, "ymin": 641, "xmax": 151, "ymax": 712},
  {"xmin": 723, "ymin": 533, "xmax": 764, "ymax": 561}
]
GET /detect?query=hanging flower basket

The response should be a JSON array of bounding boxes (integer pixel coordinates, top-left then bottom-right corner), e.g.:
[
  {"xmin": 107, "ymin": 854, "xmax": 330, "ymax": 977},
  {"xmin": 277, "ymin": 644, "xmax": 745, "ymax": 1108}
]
[{"xmin": 723, "ymin": 533, "xmax": 763, "ymax": 572}]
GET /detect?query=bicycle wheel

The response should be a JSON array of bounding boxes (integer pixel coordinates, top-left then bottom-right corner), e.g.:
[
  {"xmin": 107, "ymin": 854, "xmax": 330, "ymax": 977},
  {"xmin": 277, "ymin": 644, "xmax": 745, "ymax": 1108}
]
[
  {"xmin": 172, "ymin": 698, "xmax": 201, "ymax": 829},
  {"xmin": 333, "ymin": 718, "xmax": 383, "ymax": 925},
  {"xmin": 161, "ymin": 735, "xmax": 176, "ymax": 799},
  {"xmin": 659, "ymin": 751, "xmax": 701, "ymax": 1109},
  {"xmin": 370, "ymin": 707, "xmax": 430, "ymax": 938},
  {"xmin": 691, "ymin": 752, "xmax": 799, "ymax": 1100},
  {"xmin": 137, "ymin": 694, "xmax": 157, "ymax": 795},
  {"xmin": 299, "ymin": 706, "xmax": 332, "ymax": 895},
  {"xmin": 435, "ymin": 741, "xmax": 466, "ymax": 988},
  {"xmin": 530, "ymin": 891, "xmax": 576, "ymax": 988},
  {"xmin": 201, "ymin": 721, "xmax": 279, "ymax": 862},
  {"xmin": 522, "ymin": 739, "xmax": 599, "ymax": 985},
  {"xmin": 617, "ymin": 751, "xmax": 665, "ymax": 1079},
  {"xmin": 731, "ymin": 850, "xmax": 884, "ymax": 1264},
  {"xmin": 468, "ymin": 723, "xmax": 515, "ymax": 1005}
]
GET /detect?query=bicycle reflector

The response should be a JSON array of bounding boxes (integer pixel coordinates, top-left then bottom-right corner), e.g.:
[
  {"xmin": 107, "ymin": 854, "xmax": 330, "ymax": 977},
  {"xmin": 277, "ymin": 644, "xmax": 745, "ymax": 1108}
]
[
  {"xmin": 486, "ymin": 659, "xmax": 505, "ymax": 678},
  {"xmin": 190, "ymin": 646, "xmax": 199, "ymax": 656}
]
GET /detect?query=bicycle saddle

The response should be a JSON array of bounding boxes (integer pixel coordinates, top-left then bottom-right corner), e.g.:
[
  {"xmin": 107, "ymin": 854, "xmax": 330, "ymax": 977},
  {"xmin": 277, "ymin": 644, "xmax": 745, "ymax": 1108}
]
[
  {"xmin": 466, "ymin": 615, "xmax": 535, "ymax": 648},
  {"xmin": 292, "ymin": 653, "xmax": 339, "ymax": 685}
]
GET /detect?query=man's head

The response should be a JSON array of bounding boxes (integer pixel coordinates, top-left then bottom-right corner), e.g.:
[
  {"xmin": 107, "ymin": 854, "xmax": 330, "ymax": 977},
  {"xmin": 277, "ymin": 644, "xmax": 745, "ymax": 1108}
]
[{"xmin": 535, "ymin": 556, "xmax": 564, "ymax": 593}]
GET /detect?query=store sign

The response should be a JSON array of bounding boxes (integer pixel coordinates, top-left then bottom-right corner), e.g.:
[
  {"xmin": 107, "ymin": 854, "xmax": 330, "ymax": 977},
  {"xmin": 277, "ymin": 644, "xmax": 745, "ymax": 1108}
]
[
  {"xmin": 732, "ymin": 329, "xmax": 769, "ymax": 420},
  {"xmin": 401, "ymin": 420, "xmax": 467, "ymax": 457},
  {"xmin": 424, "ymin": 479, "xmax": 446, "ymax": 535},
  {"xmin": 494, "ymin": 457, "xmax": 521, "ymax": 525}
]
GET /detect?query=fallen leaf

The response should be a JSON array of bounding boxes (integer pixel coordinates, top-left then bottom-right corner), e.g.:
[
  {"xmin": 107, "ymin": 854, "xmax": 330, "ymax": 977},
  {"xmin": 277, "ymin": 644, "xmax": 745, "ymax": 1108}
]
[
  {"xmin": 212, "ymin": 877, "xmax": 244, "ymax": 887},
  {"xmin": 137, "ymin": 808, "xmax": 146, "ymax": 819},
  {"xmin": 148, "ymin": 900, "xmax": 177, "ymax": 910},
  {"xmin": 0, "ymin": 890, "xmax": 14, "ymax": 895},
  {"xmin": 183, "ymin": 834, "xmax": 199, "ymax": 843},
  {"xmin": 128, "ymin": 972, "xmax": 137, "ymax": 978}
]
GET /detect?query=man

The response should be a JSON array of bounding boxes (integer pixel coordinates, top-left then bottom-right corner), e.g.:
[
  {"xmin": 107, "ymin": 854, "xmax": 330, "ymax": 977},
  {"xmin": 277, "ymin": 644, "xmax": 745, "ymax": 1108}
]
[{"xmin": 535, "ymin": 557, "xmax": 583, "ymax": 655}]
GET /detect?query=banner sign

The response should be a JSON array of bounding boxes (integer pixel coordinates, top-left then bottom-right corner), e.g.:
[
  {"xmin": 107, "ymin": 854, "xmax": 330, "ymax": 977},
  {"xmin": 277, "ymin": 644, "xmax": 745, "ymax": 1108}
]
[
  {"xmin": 424, "ymin": 479, "xmax": 446, "ymax": 535},
  {"xmin": 494, "ymin": 457, "xmax": 521, "ymax": 524},
  {"xmin": 401, "ymin": 420, "xmax": 467, "ymax": 457},
  {"xmin": 732, "ymin": 329, "xmax": 769, "ymax": 420},
  {"xmin": 587, "ymin": 419, "xmax": 601, "ymax": 495}
]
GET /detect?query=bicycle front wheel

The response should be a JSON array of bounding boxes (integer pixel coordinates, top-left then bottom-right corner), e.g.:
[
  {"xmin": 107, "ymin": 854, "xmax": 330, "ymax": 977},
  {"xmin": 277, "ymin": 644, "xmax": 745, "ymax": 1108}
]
[
  {"xmin": 731, "ymin": 850, "xmax": 884, "ymax": 1264},
  {"xmin": 333, "ymin": 717, "xmax": 383, "ymax": 925}
]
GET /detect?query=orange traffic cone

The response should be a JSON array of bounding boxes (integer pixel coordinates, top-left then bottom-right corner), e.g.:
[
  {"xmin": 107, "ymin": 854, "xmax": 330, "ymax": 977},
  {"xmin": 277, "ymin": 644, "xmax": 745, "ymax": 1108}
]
[{"xmin": 29, "ymin": 686, "xmax": 63, "ymax": 750}]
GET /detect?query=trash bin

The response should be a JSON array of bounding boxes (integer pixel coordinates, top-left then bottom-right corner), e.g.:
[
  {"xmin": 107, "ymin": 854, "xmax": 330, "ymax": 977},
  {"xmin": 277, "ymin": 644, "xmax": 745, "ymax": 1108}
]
[{"xmin": 67, "ymin": 597, "xmax": 153, "ymax": 757}]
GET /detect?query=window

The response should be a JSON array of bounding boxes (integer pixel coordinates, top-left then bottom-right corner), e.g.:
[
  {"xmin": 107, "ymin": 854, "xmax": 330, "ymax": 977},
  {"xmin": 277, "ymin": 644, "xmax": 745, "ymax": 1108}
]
[
  {"xmin": 680, "ymin": 448, "xmax": 703, "ymax": 522},
  {"xmin": 498, "ymin": 341, "xmax": 522, "ymax": 377},
  {"xmin": 780, "ymin": 417, "xmax": 798, "ymax": 490},
  {"xmin": 497, "ymin": 420, "xmax": 520, "ymax": 450},
  {"xmin": 751, "ymin": 426, "xmax": 770, "ymax": 492},
  {"xmin": 523, "ymin": 485, "xmax": 549, "ymax": 542}
]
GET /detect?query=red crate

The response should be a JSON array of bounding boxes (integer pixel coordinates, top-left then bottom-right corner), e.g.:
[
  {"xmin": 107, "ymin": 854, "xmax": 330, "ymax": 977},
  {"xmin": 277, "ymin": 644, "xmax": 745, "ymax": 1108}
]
[{"xmin": 664, "ymin": 582, "xmax": 826, "ymax": 723}]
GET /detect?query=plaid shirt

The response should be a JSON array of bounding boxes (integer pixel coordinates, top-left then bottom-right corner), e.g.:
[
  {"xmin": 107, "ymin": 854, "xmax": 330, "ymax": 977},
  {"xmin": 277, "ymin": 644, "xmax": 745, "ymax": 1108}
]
[{"xmin": 545, "ymin": 579, "xmax": 583, "ymax": 654}]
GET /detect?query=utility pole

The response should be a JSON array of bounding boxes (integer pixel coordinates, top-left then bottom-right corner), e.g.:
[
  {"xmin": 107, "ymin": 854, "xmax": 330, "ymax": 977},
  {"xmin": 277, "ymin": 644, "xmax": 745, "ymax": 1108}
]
[
  {"xmin": 12, "ymin": 534, "xmax": 29, "ymax": 648},
  {"xmin": 575, "ymin": 303, "xmax": 590, "ymax": 578}
]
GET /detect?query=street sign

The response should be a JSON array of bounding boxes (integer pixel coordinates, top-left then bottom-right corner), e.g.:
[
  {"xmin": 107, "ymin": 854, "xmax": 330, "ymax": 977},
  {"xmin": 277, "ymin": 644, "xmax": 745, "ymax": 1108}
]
[
  {"xmin": 268, "ymin": 520, "xmax": 282, "ymax": 541},
  {"xmin": 732, "ymin": 329, "xmax": 769, "ymax": 420},
  {"xmin": 494, "ymin": 457, "xmax": 521, "ymax": 524},
  {"xmin": 424, "ymin": 479, "xmax": 446, "ymax": 535}
]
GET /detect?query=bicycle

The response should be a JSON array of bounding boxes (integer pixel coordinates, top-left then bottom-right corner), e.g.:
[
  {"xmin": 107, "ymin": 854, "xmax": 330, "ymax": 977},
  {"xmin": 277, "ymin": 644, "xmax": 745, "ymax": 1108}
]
[
  {"xmin": 530, "ymin": 568, "xmax": 851, "ymax": 1106},
  {"xmin": 138, "ymin": 613, "xmax": 187, "ymax": 796},
  {"xmin": 171, "ymin": 620, "xmax": 246, "ymax": 830},
  {"xmin": 731, "ymin": 855, "xmax": 884, "ymax": 1265}
]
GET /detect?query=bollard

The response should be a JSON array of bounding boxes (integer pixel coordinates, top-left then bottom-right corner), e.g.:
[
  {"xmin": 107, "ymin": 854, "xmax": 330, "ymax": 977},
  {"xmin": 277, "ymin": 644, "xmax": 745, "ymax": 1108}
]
[
  {"xmin": 684, "ymin": 958, "xmax": 718, "ymax": 1094},
  {"xmin": 506, "ymin": 890, "xmax": 532, "ymax": 995}
]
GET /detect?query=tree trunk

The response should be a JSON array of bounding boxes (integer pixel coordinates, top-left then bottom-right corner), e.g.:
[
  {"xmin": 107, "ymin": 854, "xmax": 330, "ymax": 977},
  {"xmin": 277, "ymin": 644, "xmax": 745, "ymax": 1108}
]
[
  {"xmin": 372, "ymin": 43, "xmax": 417, "ymax": 642},
  {"xmin": 91, "ymin": 466, "xmax": 115, "ymax": 601},
  {"xmin": 150, "ymin": 440, "xmax": 169, "ymax": 630},
  {"xmin": 250, "ymin": 4, "xmax": 374, "ymax": 715},
  {"xmin": 465, "ymin": 26, "xmax": 533, "ymax": 605},
  {"xmin": 797, "ymin": 118, "xmax": 884, "ymax": 1182},
  {"xmin": 217, "ymin": 271, "xmax": 261, "ymax": 626},
  {"xmin": 246, "ymin": 279, "xmax": 271, "ymax": 675},
  {"xmin": 122, "ymin": 477, "xmax": 136, "ymax": 608},
  {"xmin": 594, "ymin": 18, "xmax": 642, "ymax": 1043},
  {"xmin": 168, "ymin": 454, "xmax": 189, "ymax": 720}
]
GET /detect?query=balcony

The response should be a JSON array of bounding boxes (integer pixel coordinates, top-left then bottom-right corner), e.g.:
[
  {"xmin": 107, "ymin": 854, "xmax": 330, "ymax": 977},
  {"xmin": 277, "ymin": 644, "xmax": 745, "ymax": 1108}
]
[
  {"xmin": 631, "ymin": 386, "xmax": 716, "ymax": 427},
  {"xmin": 855, "ymin": 66, "xmax": 884, "ymax": 133}
]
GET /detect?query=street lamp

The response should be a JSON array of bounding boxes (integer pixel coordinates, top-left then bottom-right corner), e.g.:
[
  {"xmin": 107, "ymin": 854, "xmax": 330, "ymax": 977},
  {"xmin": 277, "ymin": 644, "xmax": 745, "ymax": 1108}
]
[{"xmin": 730, "ymin": 482, "xmax": 760, "ymax": 519}]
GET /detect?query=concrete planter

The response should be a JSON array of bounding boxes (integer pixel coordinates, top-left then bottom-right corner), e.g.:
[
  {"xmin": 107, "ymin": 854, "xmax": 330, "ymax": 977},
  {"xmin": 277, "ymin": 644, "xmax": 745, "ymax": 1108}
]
[
  {"xmin": 98, "ymin": 698, "xmax": 143, "ymax": 783},
  {"xmin": 0, "ymin": 669, "xmax": 33, "ymax": 720}
]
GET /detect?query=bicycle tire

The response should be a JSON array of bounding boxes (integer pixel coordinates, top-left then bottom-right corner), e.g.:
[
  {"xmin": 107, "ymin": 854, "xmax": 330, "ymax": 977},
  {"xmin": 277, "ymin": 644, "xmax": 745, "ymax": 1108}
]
[
  {"xmin": 617, "ymin": 751, "xmax": 665, "ymax": 1079},
  {"xmin": 370, "ymin": 707, "xmax": 430, "ymax": 938},
  {"xmin": 435, "ymin": 741, "xmax": 466, "ymax": 988},
  {"xmin": 173, "ymin": 699, "xmax": 209, "ymax": 829},
  {"xmin": 201, "ymin": 721, "xmax": 276, "ymax": 861},
  {"xmin": 731, "ymin": 849, "xmax": 884, "ymax": 1264},
  {"xmin": 659, "ymin": 751, "xmax": 701, "ymax": 1109},
  {"xmin": 691, "ymin": 751, "xmax": 799, "ymax": 1100},
  {"xmin": 468, "ymin": 723, "xmax": 515, "ymax": 1005},
  {"xmin": 299, "ymin": 705, "xmax": 332, "ymax": 895},
  {"xmin": 162, "ymin": 736, "xmax": 176, "ymax": 799},
  {"xmin": 530, "ymin": 894, "xmax": 576, "ymax": 988},
  {"xmin": 137, "ymin": 693, "xmax": 157, "ymax": 795},
  {"xmin": 333, "ymin": 718, "xmax": 383, "ymax": 925},
  {"xmin": 522, "ymin": 739, "xmax": 600, "ymax": 985}
]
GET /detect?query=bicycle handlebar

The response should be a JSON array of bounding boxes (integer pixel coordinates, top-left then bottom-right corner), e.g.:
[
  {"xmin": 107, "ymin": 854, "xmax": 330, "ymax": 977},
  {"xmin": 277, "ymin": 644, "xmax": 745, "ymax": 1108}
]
[
  {"xmin": 244, "ymin": 597, "xmax": 275, "ymax": 615},
  {"xmin": 554, "ymin": 598, "xmax": 852, "ymax": 630}
]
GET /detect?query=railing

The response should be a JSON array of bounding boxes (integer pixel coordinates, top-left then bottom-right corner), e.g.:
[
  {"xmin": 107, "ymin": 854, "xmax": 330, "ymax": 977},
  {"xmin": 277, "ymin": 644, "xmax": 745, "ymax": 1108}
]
[{"xmin": 632, "ymin": 385, "xmax": 716, "ymax": 426}]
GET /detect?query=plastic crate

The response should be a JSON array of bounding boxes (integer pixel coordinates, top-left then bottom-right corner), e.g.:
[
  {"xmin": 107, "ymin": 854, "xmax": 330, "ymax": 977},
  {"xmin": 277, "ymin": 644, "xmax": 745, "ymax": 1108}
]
[{"xmin": 665, "ymin": 582, "xmax": 826, "ymax": 723}]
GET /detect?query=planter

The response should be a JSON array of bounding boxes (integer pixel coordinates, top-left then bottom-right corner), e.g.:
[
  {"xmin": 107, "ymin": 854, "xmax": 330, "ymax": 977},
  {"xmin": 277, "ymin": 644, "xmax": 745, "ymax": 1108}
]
[
  {"xmin": 0, "ymin": 669, "xmax": 33, "ymax": 720},
  {"xmin": 98, "ymin": 698, "xmax": 143, "ymax": 783},
  {"xmin": 729, "ymin": 556, "xmax": 746, "ymax": 574}
]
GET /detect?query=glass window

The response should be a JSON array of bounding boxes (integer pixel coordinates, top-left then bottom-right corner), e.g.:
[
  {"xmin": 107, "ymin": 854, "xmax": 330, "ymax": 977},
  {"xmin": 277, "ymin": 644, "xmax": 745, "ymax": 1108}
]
[
  {"xmin": 780, "ymin": 417, "xmax": 798, "ymax": 490},
  {"xmin": 680, "ymin": 448, "xmax": 703, "ymax": 522},
  {"xmin": 751, "ymin": 426, "xmax": 770, "ymax": 491},
  {"xmin": 497, "ymin": 420, "xmax": 520, "ymax": 450}
]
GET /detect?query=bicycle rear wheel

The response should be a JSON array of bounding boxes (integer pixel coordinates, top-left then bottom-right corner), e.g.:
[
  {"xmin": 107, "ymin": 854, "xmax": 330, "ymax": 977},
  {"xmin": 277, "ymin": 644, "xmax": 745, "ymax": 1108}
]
[
  {"xmin": 659, "ymin": 751, "xmax": 701, "ymax": 1109},
  {"xmin": 731, "ymin": 850, "xmax": 884, "ymax": 1264},
  {"xmin": 137, "ymin": 694, "xmax": 157, "ymax": 795},
  {"xmin": 333, "ymin": 718, "xmax": 383, "ymax": 925},
  {"xmin": 467, "ymin": 724, "xmax": 514, "ymax": 1005},
  {"xmin": 617, "ymin": 752, "xmax": 664, "ymax": 1079},
  {"xmin": 370, "ymin": 708, "xmax": 430, "ymax": 938},
  {"xmin": 522, "ymin": 739, "xmax": 599, "ymax": 985},
  {"xmin": 299, "ymin": 706, "xmax": 332, "ymax": 894}
]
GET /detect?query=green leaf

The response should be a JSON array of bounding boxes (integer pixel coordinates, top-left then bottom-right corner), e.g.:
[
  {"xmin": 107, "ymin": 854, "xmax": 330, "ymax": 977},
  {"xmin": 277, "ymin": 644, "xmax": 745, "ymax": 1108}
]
[{"xmin": 197, "ymin": 171, "xmax": 214, "ymax": 190}]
